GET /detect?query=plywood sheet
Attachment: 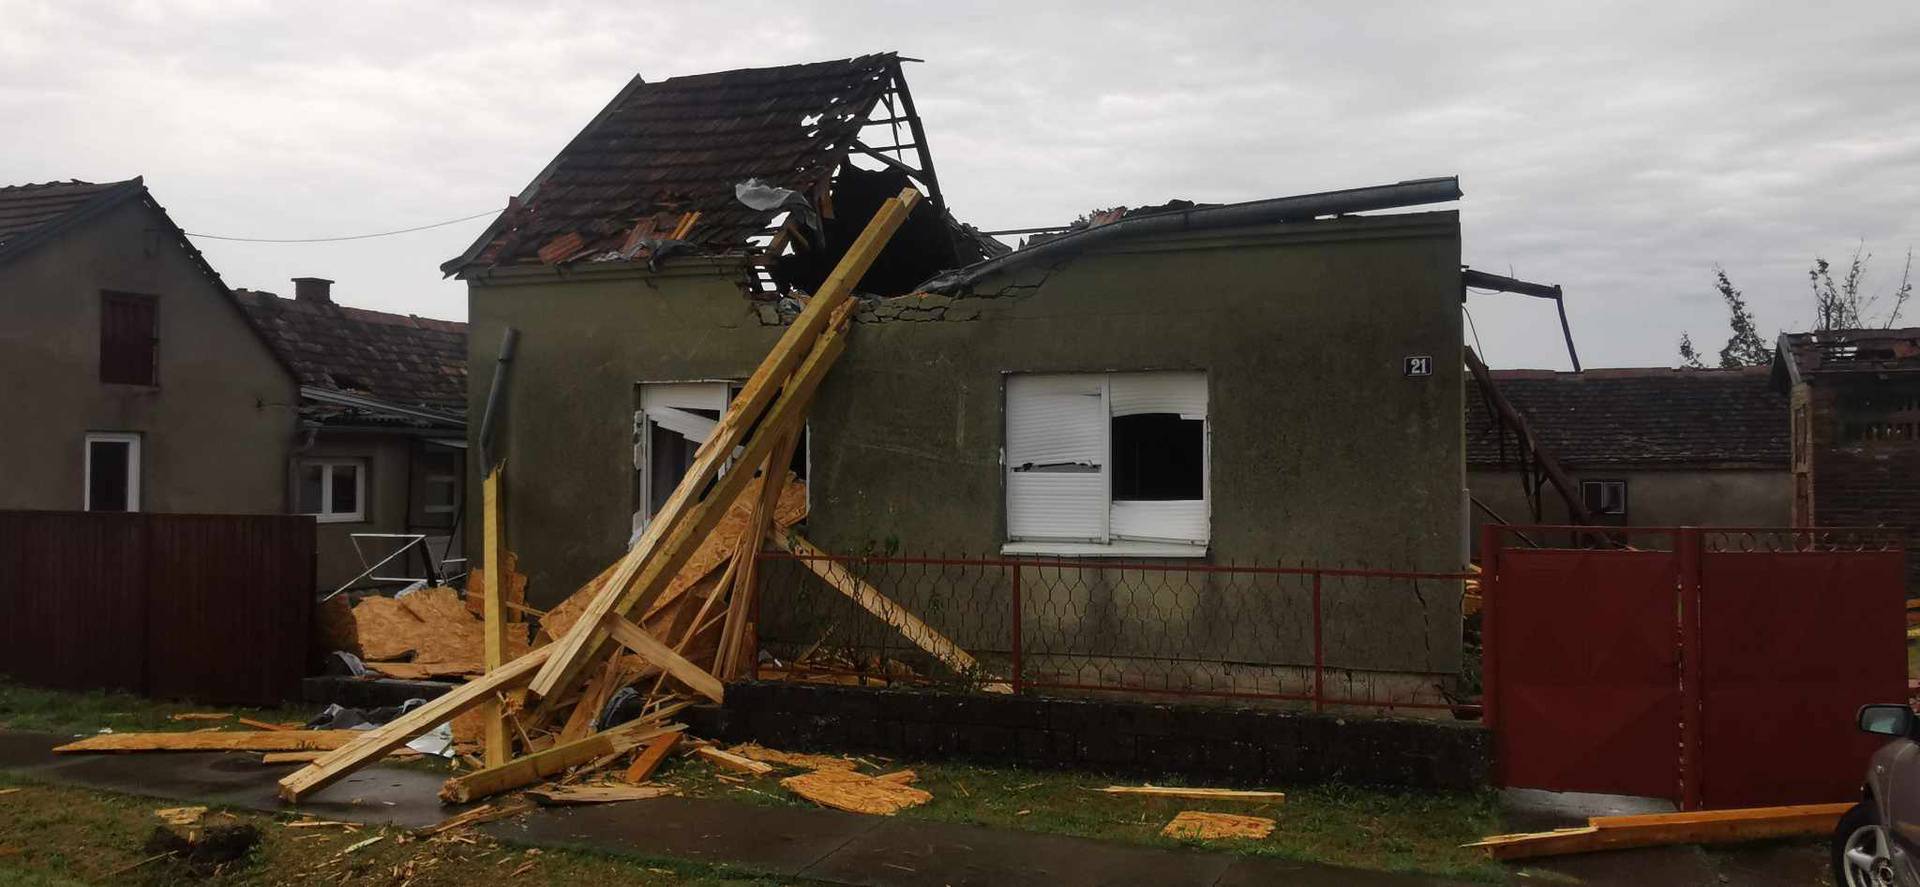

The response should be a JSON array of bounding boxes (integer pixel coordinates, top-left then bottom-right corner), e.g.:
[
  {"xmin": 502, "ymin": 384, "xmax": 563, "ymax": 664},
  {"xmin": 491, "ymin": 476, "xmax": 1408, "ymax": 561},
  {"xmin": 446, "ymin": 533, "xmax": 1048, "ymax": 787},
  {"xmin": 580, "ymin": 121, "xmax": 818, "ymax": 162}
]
[
  {"xmin": 781, "ymin": 768, "xmax": 931, "ymax": 815},
  {"xmin": 1162, "ymin": 811, "xmax": 1275, "ymax": 841}
]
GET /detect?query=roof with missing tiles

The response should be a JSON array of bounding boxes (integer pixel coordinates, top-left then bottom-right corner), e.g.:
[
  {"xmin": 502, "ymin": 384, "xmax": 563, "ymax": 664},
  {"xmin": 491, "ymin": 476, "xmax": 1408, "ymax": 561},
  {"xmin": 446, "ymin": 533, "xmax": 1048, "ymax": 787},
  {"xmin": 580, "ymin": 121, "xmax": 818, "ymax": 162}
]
[
  {"xmin": 1468, "ymin": 366, "xmax": 1788, "ymax": 469},
  {"xmin": 1775, "ymin": 328, "xmax": 1920, "ymax": 385},
  {"xmin": 448, "ymin": 53, "xmax": 901, "ymax": 273},
  {"xmin": 234, "ymin": 289, "xmax": 467, "ymax": 420}
]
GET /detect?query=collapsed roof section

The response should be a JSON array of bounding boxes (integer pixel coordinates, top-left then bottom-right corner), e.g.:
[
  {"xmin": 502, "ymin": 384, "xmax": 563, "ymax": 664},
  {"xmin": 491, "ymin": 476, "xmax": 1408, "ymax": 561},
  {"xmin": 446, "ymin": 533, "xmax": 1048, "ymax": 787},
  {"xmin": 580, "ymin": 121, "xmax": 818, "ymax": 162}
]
[
  {"xmin": 444, "ymin": 52, "xmax": 1005, "ymax": 296},
  {"xmin": 1774, "ymin": 328, "xmax": 1920, "ymax": 388}
]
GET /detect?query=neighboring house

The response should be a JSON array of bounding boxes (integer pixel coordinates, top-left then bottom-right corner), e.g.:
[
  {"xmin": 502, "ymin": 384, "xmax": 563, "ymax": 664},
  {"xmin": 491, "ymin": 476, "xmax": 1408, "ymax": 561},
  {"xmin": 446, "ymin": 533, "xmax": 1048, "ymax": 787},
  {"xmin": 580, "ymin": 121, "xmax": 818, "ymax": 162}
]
[
  {"xmin": 1467, "ymin": 366, "xmax": 1790, "ymax": 546},
  {"xmin": 234, "ymin": 279, "xmax": 468, "ymax": 592},
  {"xmin": 0, "ymin": 178, "xmax": 298, "ymax": 516},
  {"xmin": 453, "ymin": 53, "xmax": 1468, "ymax": 687},
  {"xmin": 1774, "ymin": 328, "xmax": 1920, "ymax": 588}
]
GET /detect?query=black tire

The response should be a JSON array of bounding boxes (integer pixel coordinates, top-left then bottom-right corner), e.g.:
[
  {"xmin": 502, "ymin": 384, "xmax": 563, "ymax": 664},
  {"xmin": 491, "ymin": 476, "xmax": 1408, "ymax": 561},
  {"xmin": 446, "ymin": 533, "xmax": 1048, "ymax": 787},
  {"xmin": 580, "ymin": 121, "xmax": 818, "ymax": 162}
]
[{"xmin": 1832, "ymin": 800, "xmax": 1881, "ymax": 887}]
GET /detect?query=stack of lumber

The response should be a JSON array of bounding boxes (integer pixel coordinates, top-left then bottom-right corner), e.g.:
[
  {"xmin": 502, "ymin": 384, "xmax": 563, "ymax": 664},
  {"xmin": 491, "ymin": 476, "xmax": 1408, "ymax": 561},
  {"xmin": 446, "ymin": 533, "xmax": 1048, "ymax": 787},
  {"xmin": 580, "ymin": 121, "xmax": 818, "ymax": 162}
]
[
  {"xmin": 315, "ymin": 577, "xmax": 533, "ymax": 681},
  {"xmin": 1466, "ymin": 802, "xmax": 1854, "ymax": 860},
  {"xmin": 265, "ymin": 187, "xmax": 1003, "ymax": 806}
]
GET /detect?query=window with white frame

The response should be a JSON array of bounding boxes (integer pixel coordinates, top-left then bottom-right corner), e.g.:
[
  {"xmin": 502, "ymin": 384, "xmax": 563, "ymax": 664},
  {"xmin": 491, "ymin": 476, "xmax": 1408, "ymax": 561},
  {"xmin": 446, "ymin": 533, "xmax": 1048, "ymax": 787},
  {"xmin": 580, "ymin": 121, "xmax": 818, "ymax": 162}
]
[
  {"xmin": 84, "ymin": 432, "xmax": 142, "ymax": 512},
  {"xmin": 1580, "ymin": 479, "xmax": 1627, "ymax": 517},
  {"xmin": 1003, "ymin": 371, "xmax": 1208, "ymax": 555},
  {"xmin": 633, "ymin": 380, "xmax": 809, "ymax": 540},
  {"xmin": 298, "ymin": 459, "xmax": 366, "ymax": 523}
]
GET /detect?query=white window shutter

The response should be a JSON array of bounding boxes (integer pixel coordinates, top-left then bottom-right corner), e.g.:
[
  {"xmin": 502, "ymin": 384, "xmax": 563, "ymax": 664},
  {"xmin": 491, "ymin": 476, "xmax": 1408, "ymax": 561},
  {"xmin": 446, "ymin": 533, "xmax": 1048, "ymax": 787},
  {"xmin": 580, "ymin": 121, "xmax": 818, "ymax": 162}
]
[
  {"xmin": 1109, "ymin": 371, "xmax": 1207, "ymax": 419},
  {"xmin": 1006, "ymin": 374, "xmax": 1107, "ymax": 542}
]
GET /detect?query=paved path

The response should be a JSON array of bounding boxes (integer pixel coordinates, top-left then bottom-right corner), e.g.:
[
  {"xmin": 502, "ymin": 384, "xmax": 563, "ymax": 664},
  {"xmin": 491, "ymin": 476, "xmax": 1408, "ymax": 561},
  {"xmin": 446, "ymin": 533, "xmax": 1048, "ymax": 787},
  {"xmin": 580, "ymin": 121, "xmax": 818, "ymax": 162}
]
[{"xmin": 0, "ymin": 731, "xmax": 1466, "ymax": 886}]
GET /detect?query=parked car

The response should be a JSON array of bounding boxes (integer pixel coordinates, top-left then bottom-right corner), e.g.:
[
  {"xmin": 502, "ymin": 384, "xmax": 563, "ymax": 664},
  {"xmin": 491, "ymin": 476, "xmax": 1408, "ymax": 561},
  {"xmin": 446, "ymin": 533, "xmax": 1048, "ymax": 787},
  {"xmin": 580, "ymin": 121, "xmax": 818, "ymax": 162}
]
[{"xmin": 1836, "ymin": 703, "xmax": 1920, "ymax": 887}]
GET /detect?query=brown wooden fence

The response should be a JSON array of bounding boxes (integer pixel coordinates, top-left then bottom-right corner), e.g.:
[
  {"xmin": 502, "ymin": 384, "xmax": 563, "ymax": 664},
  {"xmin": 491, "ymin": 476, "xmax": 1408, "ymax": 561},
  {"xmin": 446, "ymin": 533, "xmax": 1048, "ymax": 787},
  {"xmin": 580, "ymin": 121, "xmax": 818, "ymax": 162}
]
[{"xmin": 0, "ymin": 511, "xmax": 314, "ymax": 705}]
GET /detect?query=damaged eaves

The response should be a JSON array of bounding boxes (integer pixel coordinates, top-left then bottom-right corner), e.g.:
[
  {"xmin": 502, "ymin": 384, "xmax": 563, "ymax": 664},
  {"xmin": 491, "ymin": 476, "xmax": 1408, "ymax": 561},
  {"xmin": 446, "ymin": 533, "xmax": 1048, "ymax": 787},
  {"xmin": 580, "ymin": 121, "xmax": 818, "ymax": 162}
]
[{"xmin": 444, "ymin": 52, "xmax": 1005, "ymax": 300}]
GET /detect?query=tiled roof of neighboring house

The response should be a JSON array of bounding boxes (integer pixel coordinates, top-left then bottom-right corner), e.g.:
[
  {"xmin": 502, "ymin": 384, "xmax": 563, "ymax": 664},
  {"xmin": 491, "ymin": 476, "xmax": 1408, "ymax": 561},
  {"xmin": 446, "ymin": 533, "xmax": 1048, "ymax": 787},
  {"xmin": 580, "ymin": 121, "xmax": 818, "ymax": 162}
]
[
  {"xmin": 234, "ymin": 288, "xmax": 467, "ymax": 424},
  {"xmin": 451, "ymin": 54, "xmax": 899, "ymax": 271},
  {"xmin": 1468, "ymin": 366, "xmax": 1788, "ymax": 468},
  {"xmin": 0, "ymin": 178, "xmax": 145, "ymax": 264},
  {"xmin": 1774, "ymin": 328, "xmax": 1920, "ymax": 385}
]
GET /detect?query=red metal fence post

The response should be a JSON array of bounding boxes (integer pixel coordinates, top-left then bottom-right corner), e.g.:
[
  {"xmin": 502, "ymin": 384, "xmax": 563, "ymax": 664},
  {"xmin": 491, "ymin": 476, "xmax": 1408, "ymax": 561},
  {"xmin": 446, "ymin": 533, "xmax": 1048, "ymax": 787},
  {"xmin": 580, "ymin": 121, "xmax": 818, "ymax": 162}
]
[
  {"xmin": 1010, "ymin": 560, "xmax": 1024, "ymax": 694},
  {"xmin": 1678, "ymin": 526, "xmax": 1704, "ymax": 811},
  {"xmin": 1311, "ymin": 570, "xmax": 1325, "ymax": 713}
]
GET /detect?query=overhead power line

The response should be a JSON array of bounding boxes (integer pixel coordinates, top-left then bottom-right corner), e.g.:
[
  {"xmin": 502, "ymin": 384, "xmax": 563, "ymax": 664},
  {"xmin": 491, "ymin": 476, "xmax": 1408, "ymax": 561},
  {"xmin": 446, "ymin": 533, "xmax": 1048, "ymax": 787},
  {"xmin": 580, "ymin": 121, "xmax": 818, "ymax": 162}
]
[{"xmin": 184, "ymin": 209, "xmax": 497, "ymax": 243}]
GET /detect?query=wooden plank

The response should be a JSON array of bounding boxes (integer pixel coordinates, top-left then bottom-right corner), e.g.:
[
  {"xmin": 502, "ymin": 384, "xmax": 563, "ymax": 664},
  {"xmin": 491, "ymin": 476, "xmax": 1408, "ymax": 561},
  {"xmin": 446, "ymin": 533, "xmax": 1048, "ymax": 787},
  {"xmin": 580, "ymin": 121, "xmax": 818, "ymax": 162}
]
[
  {"xmin": 1097, "ymin": 785, "xmax": 1286, "ymax": 803},
  {"xmin": 695, "ymin": 746, "xmax": 774, "ymax": 775},
  {"xmin": 262, "ymin": 749, "xmax": 421, "ymax": 765},
  {"xmin": 622, "ymin": 733, "xmax": 681, "ymax": 784},
  {"xmin": 556, "ymin": 655, "xmax": 624, "ymax": 744},
  {"xmin": 529, "ymin": 189, "xmax": 922, "ymax": 701},
  {"xmin": 57, "ymin": 731, "xmax": 358, "ymax": 753},
  {"xmin": 782, "ymin": 768, "xmax": 931, "ymax": 815},
  {"xmin": 717, "ymin": 434, "xmax": 800, "ymax": 680},
  {"xmin": 482, "ymin": 466, "xmax": 509, "ymax": 767},
  {"xmin": 1162, "ymin": 811, "xmax": 1275, "ymax": 840},
  {"xmin": 278, "ymin": 645, "xmax": 552, "ymax": 802},
  {"xmin": 603, "ymin": 615, "xmax": 725, "ymax": 703},
  {"xmin": 1467, "ymin": 802, "xmax": 1853, "ymax": 860},
  {"xmin": 439, "ymin": 719, "xmax": 684, "ymax": 805},
  {"xmin": 767, "ymin": 530, "xmax": 985, "ymax": 678},
  {"xmin": 527, "ymin": 784, "xmax": 677, "ymax": 805}
]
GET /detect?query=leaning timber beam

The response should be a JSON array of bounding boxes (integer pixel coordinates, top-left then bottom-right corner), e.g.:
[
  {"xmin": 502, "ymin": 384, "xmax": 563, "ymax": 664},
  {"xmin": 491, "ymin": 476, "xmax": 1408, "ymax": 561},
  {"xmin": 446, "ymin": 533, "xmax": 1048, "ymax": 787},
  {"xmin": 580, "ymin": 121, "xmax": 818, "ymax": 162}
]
[
  {"xmin": 279, "ymin": 646, "xmax": 552, "ymax": 802},
  {"xmin": 440, "ymin": 719, "xmax": 684, "ymax": 805},
  {"xmin": 528, "ymin": 188, "xmax": 923, "ymax": 702},
  {"xmin": 1464, "ymin": 346, "xmax": 1593, "ymax": 525}
]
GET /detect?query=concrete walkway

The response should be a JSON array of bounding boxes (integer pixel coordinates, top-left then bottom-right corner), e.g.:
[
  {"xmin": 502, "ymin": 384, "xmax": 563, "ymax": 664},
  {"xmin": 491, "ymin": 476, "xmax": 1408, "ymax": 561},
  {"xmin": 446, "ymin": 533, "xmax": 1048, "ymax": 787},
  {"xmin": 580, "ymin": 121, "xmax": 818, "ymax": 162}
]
[{"xmin": 0, "ymin": 731, "xmax": 1466, "ymax": 887}]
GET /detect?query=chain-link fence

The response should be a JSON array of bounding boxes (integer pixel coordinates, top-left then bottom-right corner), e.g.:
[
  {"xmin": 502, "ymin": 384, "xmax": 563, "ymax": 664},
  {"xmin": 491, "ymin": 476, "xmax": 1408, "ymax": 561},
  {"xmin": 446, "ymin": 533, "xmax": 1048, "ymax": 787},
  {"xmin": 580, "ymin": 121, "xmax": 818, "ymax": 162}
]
[{"xmin": 752, "ymin": 550, "xmax": 1472, "ymax": 713}]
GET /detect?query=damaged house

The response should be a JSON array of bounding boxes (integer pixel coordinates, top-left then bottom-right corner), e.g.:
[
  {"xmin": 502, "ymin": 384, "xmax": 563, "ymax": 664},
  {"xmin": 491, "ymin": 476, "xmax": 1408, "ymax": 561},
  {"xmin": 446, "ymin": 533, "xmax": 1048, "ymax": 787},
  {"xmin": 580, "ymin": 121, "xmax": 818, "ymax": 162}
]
[{"xmin": 455, "ymin": 53, "xmax": 1468, "ymax": 695}]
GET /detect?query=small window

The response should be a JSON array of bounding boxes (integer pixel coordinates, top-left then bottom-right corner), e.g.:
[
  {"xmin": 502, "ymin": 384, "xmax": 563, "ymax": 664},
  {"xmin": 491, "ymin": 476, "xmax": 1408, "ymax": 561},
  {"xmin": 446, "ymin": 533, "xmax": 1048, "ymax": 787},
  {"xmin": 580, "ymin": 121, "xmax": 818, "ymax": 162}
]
[
  {"xmin": 1004, "ymin": 371, "xmax": 1209, "ymax": 555},
  {"xmin": 99, "ymin": 292, "xmax": 157, "ymax": 386},
  {"xmin": 84, "ymin": 433, "xmax": 141, "ymax": 512},
  {"xmin": 299, "ymin": 460, "xmax": 366, "ymax": 523},
  {"xmin": 423, "ymin": 475, "xmax": 459, "ymax": 514},
  {"xmin": 1581, "ymin": 480, "xmax": 1627, "ymax": 516}
]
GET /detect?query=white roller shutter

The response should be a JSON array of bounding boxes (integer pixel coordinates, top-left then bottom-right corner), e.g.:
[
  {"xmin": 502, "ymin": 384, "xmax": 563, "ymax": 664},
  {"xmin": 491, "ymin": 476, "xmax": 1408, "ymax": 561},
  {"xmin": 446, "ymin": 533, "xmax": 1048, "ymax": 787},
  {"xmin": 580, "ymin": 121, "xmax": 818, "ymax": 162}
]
[
  {"xmin": 1005, "ymin": 374, "xmax": 1107, "ymax": 542},
  {"xmin": 1109, "ymin": 371, "xmax": 1207, "ymax": 419}
]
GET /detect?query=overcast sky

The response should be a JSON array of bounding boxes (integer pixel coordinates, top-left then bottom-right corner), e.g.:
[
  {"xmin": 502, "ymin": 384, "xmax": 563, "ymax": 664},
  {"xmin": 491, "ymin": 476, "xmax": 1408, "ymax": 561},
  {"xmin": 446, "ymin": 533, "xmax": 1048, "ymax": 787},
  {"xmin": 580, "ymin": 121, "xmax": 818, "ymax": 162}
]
[{"xmin": 5, "ymin": 1, "xmax": 1916, "ymax": 369}]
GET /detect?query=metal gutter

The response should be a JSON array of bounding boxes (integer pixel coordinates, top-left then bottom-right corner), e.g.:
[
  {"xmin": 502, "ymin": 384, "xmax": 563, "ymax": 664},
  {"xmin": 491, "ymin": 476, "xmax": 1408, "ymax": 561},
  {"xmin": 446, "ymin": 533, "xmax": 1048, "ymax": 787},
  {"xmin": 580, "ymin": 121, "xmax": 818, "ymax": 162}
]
[{"xmin": 919, "ymin": 176, "xmax": 1463, "ymax": 294}]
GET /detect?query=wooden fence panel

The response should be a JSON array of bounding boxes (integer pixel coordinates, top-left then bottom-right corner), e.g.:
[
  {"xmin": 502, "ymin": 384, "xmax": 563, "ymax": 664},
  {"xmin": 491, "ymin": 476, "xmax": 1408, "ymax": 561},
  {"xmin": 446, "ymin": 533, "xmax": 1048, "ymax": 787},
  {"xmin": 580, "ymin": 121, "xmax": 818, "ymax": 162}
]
[{"xmin": 0, "ymin": 512, "xmax": 149, "ymax": 694}]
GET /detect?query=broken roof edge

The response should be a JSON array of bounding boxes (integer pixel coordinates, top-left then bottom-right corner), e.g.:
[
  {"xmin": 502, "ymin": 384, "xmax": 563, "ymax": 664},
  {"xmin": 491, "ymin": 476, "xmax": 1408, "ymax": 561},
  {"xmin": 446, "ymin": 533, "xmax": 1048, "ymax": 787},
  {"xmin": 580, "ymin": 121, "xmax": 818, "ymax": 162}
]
[{"xmin": 918, "ymin": 176, "xmax": 1463, "ymax": 295}]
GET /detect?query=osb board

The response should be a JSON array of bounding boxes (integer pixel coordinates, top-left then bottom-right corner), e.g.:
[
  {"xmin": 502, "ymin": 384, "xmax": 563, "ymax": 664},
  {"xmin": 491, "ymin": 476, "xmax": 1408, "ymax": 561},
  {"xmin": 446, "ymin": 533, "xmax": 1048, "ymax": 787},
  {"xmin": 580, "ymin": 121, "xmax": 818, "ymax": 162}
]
[
  {"xmin": 781, "ymin": 768, "xmax": 930, "ymax": 815},
  {"xmin": 353, "ymin": 588, "xmax": 533, "ymax": 664},
  {"xmin": 366, "ymin": 661, "xmax": 483, "ymax": 680},
  {"xmin": 314, "ymin": 595, "xmax": 358, "ymax": 655},
  {"xmin": 1161, "ymin": 811, "xmax": 1275, "ymax": 841},
  {"xmin": 731, "ymin": 742, "xmax": 855, "ymax": 771},
  {"xmin": 464, "ymin": 550, "xmax": 528, "ymax": 622}
]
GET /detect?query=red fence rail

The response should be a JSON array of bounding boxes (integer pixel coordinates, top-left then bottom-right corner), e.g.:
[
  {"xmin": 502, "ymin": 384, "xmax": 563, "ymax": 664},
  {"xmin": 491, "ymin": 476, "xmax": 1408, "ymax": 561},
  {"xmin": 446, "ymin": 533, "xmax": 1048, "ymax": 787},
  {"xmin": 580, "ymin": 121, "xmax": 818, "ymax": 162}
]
[
  {"xmin": 752, "ymin": 550, "xmax": 1472, "ymax": 712},
  {"xmin": 0, "ymin": 511, "xmax": 315, "ymax": 705}
]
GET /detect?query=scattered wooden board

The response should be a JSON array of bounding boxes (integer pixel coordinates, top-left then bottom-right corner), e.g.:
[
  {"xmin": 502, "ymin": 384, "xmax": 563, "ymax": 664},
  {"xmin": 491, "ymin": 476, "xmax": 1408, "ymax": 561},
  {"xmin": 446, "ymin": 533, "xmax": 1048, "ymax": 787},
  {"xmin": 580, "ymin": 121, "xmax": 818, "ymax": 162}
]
[
  {"xmin": 781, "ymin": 768, "xmax": 931, "ymax": 816},
  {"xmin": 623, "ymin": 734, "xmax": 681, "ymax": 784},
  {"xmin": 696, "ymin": 746, "xmax": 774, "ymax": 776},
  {"xmin": 236, "ymin": 718, "xmax": 295, "ymax": 732},
  {"xmin": 1098, "ymin": 785, "xmax": 1286, "ymax": 804},
  {"xmin": 526, "ymin": 784, "xmax": 677, "ymax": 806},
  {"xmin": 1467, "ymin": 802, "xmax": 1854, "ymax": 860},
  {"xmin": 57, "ymin": 731, "xmax": 359, "ymax": 753},
  {"xmin": 168, "ymin": 713, "xmax": 232, "ymax": 722},
  {"xmin": 262, "ymin": 749, "xmax": 421, "ymax": 765},
  {"xmin": 1162, "ymin": 811, "xmax": 1275, "ymax": 840},
  {"xmin": 875, "ymin": 770, "xmax": 917, "ymax": 785},
  {"xmin": 439, "ymin": 719, "xmax": 684, "ymax": 804},
  {"xmin": 729, "ymin": 743, "xmax": 856, "ymax": 771}
]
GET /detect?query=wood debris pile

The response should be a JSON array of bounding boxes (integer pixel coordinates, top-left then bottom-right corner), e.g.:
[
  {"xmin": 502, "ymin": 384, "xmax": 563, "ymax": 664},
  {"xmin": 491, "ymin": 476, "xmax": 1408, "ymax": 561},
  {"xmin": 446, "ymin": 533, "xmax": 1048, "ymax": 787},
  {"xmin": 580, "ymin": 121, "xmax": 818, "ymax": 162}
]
[{"xmin": 257, "ymin": 188, "xmax": 1006, "ymax": 809}]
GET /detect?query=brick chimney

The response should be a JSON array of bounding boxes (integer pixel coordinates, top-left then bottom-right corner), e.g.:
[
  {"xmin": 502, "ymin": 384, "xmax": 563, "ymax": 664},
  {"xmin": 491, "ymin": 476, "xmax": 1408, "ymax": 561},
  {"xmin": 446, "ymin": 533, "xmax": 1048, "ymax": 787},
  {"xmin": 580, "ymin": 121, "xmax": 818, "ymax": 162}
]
[{"xmin": 292, "ymin": 277, "xmax": 333, "ymax": 304}]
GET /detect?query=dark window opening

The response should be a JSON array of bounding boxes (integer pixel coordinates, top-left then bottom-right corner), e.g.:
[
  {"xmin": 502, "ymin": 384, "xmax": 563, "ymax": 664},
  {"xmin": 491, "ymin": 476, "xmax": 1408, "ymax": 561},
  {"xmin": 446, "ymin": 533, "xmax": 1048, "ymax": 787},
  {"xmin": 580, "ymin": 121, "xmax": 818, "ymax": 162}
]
[
  {"xmin": 1581, "ymin": 480, "xmax": 1628, "ymax": 516},
  {"xmin": 87, "ymin": 439, "xmax": 133, "ymax": 512},
  {"xmin": 1110, "ymin": 413, "xmax": 1203, "ymax": 501},
  {"xmin": 100, "ymin": 292, "xmax": 157, "ymax": 386}
]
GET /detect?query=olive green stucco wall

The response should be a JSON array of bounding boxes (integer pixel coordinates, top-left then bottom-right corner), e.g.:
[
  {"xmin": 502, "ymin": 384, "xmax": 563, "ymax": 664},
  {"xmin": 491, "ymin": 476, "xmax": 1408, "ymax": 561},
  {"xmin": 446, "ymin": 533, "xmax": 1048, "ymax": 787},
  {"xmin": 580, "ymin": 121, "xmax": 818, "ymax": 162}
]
[
  {"xmin": 0, "ymin": 198, "xmax": 297, "ymax": 514},
  {"xmin": 468, "ymin": 211, "xmax": 1466, "ymax": 675}
]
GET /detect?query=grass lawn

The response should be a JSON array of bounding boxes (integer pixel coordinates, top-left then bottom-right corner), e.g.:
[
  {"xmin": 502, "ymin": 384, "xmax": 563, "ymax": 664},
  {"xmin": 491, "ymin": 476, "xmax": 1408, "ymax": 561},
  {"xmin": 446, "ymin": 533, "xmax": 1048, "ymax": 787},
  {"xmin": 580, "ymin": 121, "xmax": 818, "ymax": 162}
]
[
  {"xmin": 653, "ymin": 750, "xmax": 1509, "ymax": 882},
  {"xmin": 0, "ymin": 681, "xmax": 320, "ymax": 737},
  {"xmin": 0, "ymin": 772, "xmax": 811, "ymax": 886}
]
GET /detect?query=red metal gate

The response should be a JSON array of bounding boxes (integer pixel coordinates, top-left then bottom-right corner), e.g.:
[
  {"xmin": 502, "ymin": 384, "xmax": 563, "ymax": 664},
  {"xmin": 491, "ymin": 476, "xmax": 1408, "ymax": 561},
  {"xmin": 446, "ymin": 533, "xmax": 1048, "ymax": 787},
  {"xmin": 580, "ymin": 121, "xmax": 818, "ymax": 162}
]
[{"xmin": 1484, "ymin": 526, "xmax": 1905, "ymax": 809}]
